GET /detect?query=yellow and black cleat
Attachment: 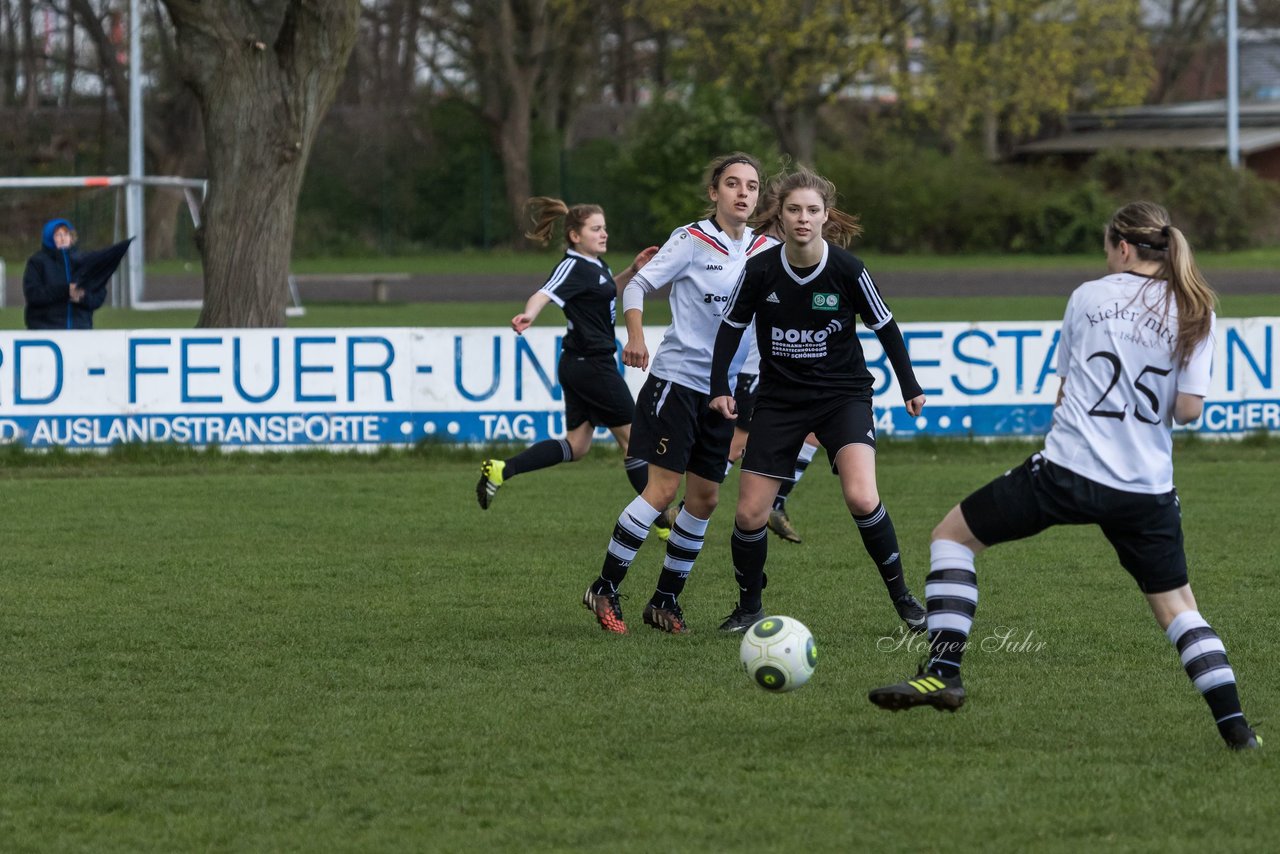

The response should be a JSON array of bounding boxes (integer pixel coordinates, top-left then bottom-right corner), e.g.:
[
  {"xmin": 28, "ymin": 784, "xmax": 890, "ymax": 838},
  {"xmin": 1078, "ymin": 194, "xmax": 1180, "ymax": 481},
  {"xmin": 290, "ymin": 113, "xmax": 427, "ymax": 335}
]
[
  {"xmin": 868, "ymin": 668, "xmax": 966, "ymax": 712},
  {"xmin": 476, "ymin": 459, "xmax": 505, "ymax": 510}
]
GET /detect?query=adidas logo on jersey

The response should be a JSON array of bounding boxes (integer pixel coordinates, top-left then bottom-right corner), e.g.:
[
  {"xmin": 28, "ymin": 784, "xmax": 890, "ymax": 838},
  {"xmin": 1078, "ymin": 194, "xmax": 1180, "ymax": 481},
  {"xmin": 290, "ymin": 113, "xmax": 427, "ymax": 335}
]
[
  {"xmin": 866, "ymin": 428, "xmax": 875, "ymax": 439},
  {"xmin": 766, "ymin": 292, "xmax": 781, "ymax": 303}
]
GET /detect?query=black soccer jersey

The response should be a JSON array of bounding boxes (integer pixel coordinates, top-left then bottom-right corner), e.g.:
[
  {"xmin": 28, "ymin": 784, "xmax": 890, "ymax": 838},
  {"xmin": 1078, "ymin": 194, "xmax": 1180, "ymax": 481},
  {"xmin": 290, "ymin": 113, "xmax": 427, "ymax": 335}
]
[
  {"xmin": 539, "ymin": 250, "xmax": 619, "ymax": 356},
  {"xmin": 723, "ymin": 242, "xmax": 893, "ymax": 402}
]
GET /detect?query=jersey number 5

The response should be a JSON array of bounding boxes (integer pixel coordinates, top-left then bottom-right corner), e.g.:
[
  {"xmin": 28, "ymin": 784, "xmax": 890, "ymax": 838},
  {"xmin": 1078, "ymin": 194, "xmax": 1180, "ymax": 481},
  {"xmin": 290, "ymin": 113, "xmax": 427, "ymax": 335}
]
[{"xmin": 1086, "ymin": 351, "xmax": 1172, "ymax": 424}]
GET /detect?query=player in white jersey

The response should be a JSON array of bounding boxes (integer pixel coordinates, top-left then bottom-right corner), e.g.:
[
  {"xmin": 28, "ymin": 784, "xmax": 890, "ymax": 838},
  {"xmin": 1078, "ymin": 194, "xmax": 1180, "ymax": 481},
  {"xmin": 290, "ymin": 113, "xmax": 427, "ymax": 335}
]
[
  {"xmin": 869, "ymin": 201, "xmax": 1259, "ymax": 751},
  {"xmin": 582, "ymin": 153, "xmax": 776, "ymax": 634}
]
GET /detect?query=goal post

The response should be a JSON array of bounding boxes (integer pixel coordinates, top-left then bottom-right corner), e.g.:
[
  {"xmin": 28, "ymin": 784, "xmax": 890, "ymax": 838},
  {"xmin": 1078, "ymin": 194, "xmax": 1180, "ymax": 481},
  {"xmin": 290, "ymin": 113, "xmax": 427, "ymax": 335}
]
[{"xmin": 0, "ymin": 174, "xmax": 205, "ymax": 310}]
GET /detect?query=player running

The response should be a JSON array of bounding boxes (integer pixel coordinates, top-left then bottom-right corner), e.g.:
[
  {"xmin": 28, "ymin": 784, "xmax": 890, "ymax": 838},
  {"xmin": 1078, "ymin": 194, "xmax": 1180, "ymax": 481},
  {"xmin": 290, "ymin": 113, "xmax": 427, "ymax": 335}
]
[
  {"xmin": 868, "ymin": 201, "xmax": 1260, "ymax": 752},
  {"xmin": 476, "ymin": 198, "xmax": 665, "ymax": 538}
]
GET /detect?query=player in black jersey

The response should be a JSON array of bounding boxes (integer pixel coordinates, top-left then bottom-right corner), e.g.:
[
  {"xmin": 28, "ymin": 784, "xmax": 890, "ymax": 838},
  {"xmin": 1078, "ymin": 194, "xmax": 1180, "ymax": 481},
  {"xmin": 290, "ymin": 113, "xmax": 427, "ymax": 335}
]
[
  {"xmin": 477, "ymin": 198, "xmax": 662, "ymax": 530},
  {"xmin": 709, "ymin": 167, "xmax": 928, "ymax": 634}
]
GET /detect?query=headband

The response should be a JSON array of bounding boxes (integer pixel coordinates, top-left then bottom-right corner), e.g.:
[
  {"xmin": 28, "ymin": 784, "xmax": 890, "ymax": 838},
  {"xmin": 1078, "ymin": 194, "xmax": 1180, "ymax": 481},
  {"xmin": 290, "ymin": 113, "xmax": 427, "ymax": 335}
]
[{"xmin": 710, "ymin": 156, "xmax": 756, "ymax": 184}]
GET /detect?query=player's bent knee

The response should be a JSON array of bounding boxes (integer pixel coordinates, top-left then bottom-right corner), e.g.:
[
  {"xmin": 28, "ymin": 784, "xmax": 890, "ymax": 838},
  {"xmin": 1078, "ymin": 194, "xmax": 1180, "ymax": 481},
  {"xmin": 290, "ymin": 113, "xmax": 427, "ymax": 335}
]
[{"xmin": 844, "ymin": 493, "xmax": 880, "ymax": 517}]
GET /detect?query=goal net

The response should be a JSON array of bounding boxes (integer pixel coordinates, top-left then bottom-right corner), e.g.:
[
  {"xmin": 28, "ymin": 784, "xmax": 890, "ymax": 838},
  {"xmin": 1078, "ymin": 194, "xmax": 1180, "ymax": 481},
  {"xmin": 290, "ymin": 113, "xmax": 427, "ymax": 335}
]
[{"xmin": 0, "ymin": 175, "xmax": 302, "ymax": 315}]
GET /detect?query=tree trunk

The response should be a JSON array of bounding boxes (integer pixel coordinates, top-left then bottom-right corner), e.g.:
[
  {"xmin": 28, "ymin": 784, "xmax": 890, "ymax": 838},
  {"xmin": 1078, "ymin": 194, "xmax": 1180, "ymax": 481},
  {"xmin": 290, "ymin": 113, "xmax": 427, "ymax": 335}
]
[
  {"xmin": 982, "ymin": 107, "xmax": 999, "ymax": 162},
  {"xmin": 769, "ymin": 100, "xmax": 818, "ymax": 166},
  {"xmin": 19, "ymin": 0, "xmax": 36, "ymax": 107},
  {"xmin": 476, "ymin": 0, "xmax": 544, "ymax": 246},
  {"xmin": 160, "ymin": 0, "xmax": 359, "ymax": 327},
  {"xmin": 491, "ymin": 103, "xmax": 532, "ymax": 245}
]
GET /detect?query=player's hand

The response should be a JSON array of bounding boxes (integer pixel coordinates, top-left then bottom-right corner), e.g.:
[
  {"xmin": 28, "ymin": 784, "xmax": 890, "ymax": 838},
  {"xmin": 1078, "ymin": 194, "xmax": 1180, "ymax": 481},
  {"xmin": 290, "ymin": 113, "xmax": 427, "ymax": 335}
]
[
  {"xmin": 511, "ymin": 313, "xmax": 534, "ymax": 334},
  {"xmin": 904, "ymin": 393, "xmax": 926, "ymax": 417},
  {"xmin": 623, "ymin": 337, "xmax": 648, "ymax": 370},
  {"xmin": 69, "ymin": 283, "xmax": 84, "ymax": 303},
  {"xmin": 630, "ymin": 245, "xmax": 659, "ymax": 272},
  {"xmin": 709, "ymin": 395, "xmax": 738, "ymax": 420}
]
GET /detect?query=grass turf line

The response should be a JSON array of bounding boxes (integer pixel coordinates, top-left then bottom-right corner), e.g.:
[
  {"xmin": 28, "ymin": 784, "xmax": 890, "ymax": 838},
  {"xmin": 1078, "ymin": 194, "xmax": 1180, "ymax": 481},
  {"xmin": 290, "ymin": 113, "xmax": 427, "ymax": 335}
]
[{"xmin": 0, "ymin": 439, "xmax": 1274, "ymax": 851}]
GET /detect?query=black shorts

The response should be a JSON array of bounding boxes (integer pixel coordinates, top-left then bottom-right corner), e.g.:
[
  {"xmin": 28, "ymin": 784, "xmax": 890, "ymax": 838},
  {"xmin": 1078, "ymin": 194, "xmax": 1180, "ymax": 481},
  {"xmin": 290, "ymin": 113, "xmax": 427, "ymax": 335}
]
[
  {"xmin": 559, "ymin": 351, "xmax": 634, "ymax": 430},
  {"xmin": 959, "ymin": 453, "xmax": 1188, "ymax": 594},
  {"xmin": 741, "ymin": 395, "xmax": 875, "ymax": 480},
  {"xmin": 734, "ymin": 373, "xmax": 759, "ymax": 431},
  {"xmin": 629, "ymin": 374, "xmax": 735, "ymax": 483}
]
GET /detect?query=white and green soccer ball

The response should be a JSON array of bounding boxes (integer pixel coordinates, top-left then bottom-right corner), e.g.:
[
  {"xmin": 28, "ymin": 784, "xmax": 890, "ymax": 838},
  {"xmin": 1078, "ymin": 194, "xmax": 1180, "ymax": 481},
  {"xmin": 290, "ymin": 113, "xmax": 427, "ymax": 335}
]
[{"xmin": 739, "ymin": 616, "xmax": 817, "ymax": 692}]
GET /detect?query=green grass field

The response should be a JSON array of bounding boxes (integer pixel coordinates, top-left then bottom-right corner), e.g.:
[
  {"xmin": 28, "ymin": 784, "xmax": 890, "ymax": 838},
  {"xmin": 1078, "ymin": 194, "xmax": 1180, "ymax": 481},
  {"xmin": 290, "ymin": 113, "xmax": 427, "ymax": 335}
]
[{"xmin": 1, "ymin": 439, "xmax": 1274, "ymax": 851}]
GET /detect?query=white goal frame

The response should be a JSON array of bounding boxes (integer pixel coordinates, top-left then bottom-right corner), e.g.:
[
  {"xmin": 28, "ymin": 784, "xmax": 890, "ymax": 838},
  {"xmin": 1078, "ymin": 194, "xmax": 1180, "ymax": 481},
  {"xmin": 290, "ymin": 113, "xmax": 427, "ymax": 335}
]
[{"xmin": 0, "ymin": 175, "xmax": 303, "ymax": 316}]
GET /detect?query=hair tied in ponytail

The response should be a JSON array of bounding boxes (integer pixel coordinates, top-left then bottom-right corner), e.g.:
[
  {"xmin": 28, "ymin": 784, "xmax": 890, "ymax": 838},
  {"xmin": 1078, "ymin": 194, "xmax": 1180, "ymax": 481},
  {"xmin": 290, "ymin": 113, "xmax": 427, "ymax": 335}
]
[{"xmin": 1160, "ymin": 225, "xmax": 1171, "ymax": 237}]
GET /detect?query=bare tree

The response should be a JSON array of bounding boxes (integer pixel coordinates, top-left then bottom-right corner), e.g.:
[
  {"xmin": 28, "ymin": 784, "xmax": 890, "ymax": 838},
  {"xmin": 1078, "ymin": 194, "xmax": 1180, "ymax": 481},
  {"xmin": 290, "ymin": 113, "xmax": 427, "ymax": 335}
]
[
  {"xmin": 69, "ymin": 0, "xmax": 204, "ymax": 259},
  {"xmin": 421, "ymin": 0, "xmax": 597, "ymax": 245},
  {"xmin": 157, "ymin": 0, "xmax": 360, "ymax": 327}
]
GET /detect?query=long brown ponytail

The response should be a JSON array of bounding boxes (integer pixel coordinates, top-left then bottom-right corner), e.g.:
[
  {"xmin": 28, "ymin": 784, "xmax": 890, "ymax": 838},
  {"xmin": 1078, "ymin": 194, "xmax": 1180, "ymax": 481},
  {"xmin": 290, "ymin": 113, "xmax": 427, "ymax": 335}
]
[
  {"xmin": 525, "ymin": 197, "xmax": 604, "ymax": 248},
  {"xmin": 1107, "ymin": 201, "xmax": 1216, "ymax": 367}
]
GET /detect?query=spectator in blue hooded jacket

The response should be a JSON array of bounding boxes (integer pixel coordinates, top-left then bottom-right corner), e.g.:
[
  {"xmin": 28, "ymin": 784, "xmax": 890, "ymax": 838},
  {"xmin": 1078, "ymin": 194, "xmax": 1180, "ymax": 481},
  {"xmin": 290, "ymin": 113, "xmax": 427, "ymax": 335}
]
[{"xmin": 22, "ymin": 218, "xmax": 133, "ymax": 330}]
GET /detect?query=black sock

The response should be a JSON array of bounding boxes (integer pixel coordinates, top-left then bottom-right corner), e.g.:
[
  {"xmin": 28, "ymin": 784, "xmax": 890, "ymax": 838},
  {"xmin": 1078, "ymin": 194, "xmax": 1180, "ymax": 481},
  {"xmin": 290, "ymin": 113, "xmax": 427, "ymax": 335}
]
[
  {"xmin": 623, "ymin": 456, "xmax": 648, "ymax": 494},
  {"xmin": 852, "ymin": 503, "xmax": 908, "ymax": 600},
  {"xmin": 731, "ymin": 523, "xmax": 768, "ymax": 612},
  {"xmin": 503, "ymin": 439, "xmax": 572, "ymax": 479}
]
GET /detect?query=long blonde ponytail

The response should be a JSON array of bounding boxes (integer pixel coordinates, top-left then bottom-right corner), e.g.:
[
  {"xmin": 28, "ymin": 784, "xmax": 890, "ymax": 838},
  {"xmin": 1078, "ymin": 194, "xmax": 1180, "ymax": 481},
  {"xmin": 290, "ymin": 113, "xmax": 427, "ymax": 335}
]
[{"xmin": 1107, "ymin": 201, "xmax": 1216, "ymax": 367}]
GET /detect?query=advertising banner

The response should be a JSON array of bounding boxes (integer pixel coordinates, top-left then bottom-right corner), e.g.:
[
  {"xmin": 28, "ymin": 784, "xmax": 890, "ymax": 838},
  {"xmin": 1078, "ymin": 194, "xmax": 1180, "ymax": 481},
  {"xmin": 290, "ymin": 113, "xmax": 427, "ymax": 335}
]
[{"xmin": 0, "ymin": 321, "xmax": 1275, "ymax": 449}]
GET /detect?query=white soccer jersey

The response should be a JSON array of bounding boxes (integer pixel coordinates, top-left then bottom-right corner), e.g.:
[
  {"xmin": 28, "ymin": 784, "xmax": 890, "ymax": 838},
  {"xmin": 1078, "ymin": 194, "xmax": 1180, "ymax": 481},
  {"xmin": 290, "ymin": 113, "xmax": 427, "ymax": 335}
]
[
  {"xmin": 1043, "ymin": 272, "xmax": 1215, "ymax": 493},
  {"xmin": 623, "ymin": 219, "xmax": 775, "ymax": 393}
]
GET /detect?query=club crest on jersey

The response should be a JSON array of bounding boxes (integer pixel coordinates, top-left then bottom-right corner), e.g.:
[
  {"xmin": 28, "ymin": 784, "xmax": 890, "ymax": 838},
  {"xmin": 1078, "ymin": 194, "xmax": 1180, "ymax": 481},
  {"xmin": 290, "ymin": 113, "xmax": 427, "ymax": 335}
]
[{"xmin": 812, "ymin": 293, "xmax": 839, "ymax": 311}]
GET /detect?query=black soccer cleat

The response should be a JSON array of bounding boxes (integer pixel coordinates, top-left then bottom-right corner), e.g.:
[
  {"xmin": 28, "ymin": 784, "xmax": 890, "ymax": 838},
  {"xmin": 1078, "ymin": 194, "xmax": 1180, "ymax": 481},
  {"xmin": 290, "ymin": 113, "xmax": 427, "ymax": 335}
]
[
  {"xmin": 1222, "ymin": 720, "xmax": 1262, "ymax": 751},
  {"xmin": 642, "ymin": 600, "xmax": 688, "ymax": 634},
  {"xmin": 582, "ymin": 585, "xmax": 627, "ymax": 634},
  {"xmin": 892, "ymin": 592, "xmax": 927, "ymax": 634},
  {"xmin": 718, "ymin": 605, "xmax": 765, "ymax": 634},
  {"xmin": 868, "ymin": 667, "xmax": 966, "ymax": 712}
]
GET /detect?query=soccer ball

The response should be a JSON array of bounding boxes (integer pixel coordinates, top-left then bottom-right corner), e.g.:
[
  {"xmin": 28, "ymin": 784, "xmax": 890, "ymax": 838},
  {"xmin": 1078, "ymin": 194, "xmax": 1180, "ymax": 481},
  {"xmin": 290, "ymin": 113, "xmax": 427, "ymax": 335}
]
[{"xmin": 739, "ymin": 616, "xmax": 816, "ymax": 692}]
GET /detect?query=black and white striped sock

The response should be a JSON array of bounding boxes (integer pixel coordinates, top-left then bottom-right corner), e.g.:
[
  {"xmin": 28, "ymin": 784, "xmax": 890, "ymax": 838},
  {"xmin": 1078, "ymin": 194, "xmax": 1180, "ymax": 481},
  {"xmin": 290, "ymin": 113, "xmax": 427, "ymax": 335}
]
[
  {"xmin": 1166, "ymin": 610, "xmax": 1249, "ymax": 737},
  {"xmin": 925, "ymin": 539, "xmax": 977, "ymax": 678},
  {"xmin": 652, "ymin": 507, "xmax": 710, "ymax": 607},
  {"xmin": 773, "ymin": 442, "xmax": 818, "ymax": 510},
  {"xmin": 594, "ymin": 496, "xmax": 661, "ymax": 594}
]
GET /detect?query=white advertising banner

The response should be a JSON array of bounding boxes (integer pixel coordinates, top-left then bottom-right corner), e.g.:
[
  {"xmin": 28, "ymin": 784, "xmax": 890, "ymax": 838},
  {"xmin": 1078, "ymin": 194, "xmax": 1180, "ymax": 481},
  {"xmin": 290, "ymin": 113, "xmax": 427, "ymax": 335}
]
[{"xmin": 0, "ymin": 321, "xmax": 1275, "ymax": 449}]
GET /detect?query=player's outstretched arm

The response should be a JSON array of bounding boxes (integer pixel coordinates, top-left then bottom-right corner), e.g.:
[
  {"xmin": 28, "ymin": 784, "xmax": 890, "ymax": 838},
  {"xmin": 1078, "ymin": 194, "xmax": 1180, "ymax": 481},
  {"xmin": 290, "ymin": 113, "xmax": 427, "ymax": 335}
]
[
  {"xmin": 614, "ymin": 245, "xmax": 659, "ymax": 291},
  {"xmin": 512, "ymin": 291, "xmax": 553, "ymax": 334}
]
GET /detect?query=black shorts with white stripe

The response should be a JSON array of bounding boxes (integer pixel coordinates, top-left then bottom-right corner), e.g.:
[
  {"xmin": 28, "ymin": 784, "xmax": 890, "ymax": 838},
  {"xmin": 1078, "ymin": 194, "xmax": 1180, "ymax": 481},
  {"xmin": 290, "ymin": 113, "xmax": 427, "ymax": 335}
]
[
  {"xmin": 959, "ymin": 453, "xmax": 1188, "ymax": 594},
  {"xmin": 741, "ymin": 394, "xmax": 875, "ymax": 480},
  {"xmin": 628, "ymin": 374, "xmax": 734, "ymax": 483}
]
